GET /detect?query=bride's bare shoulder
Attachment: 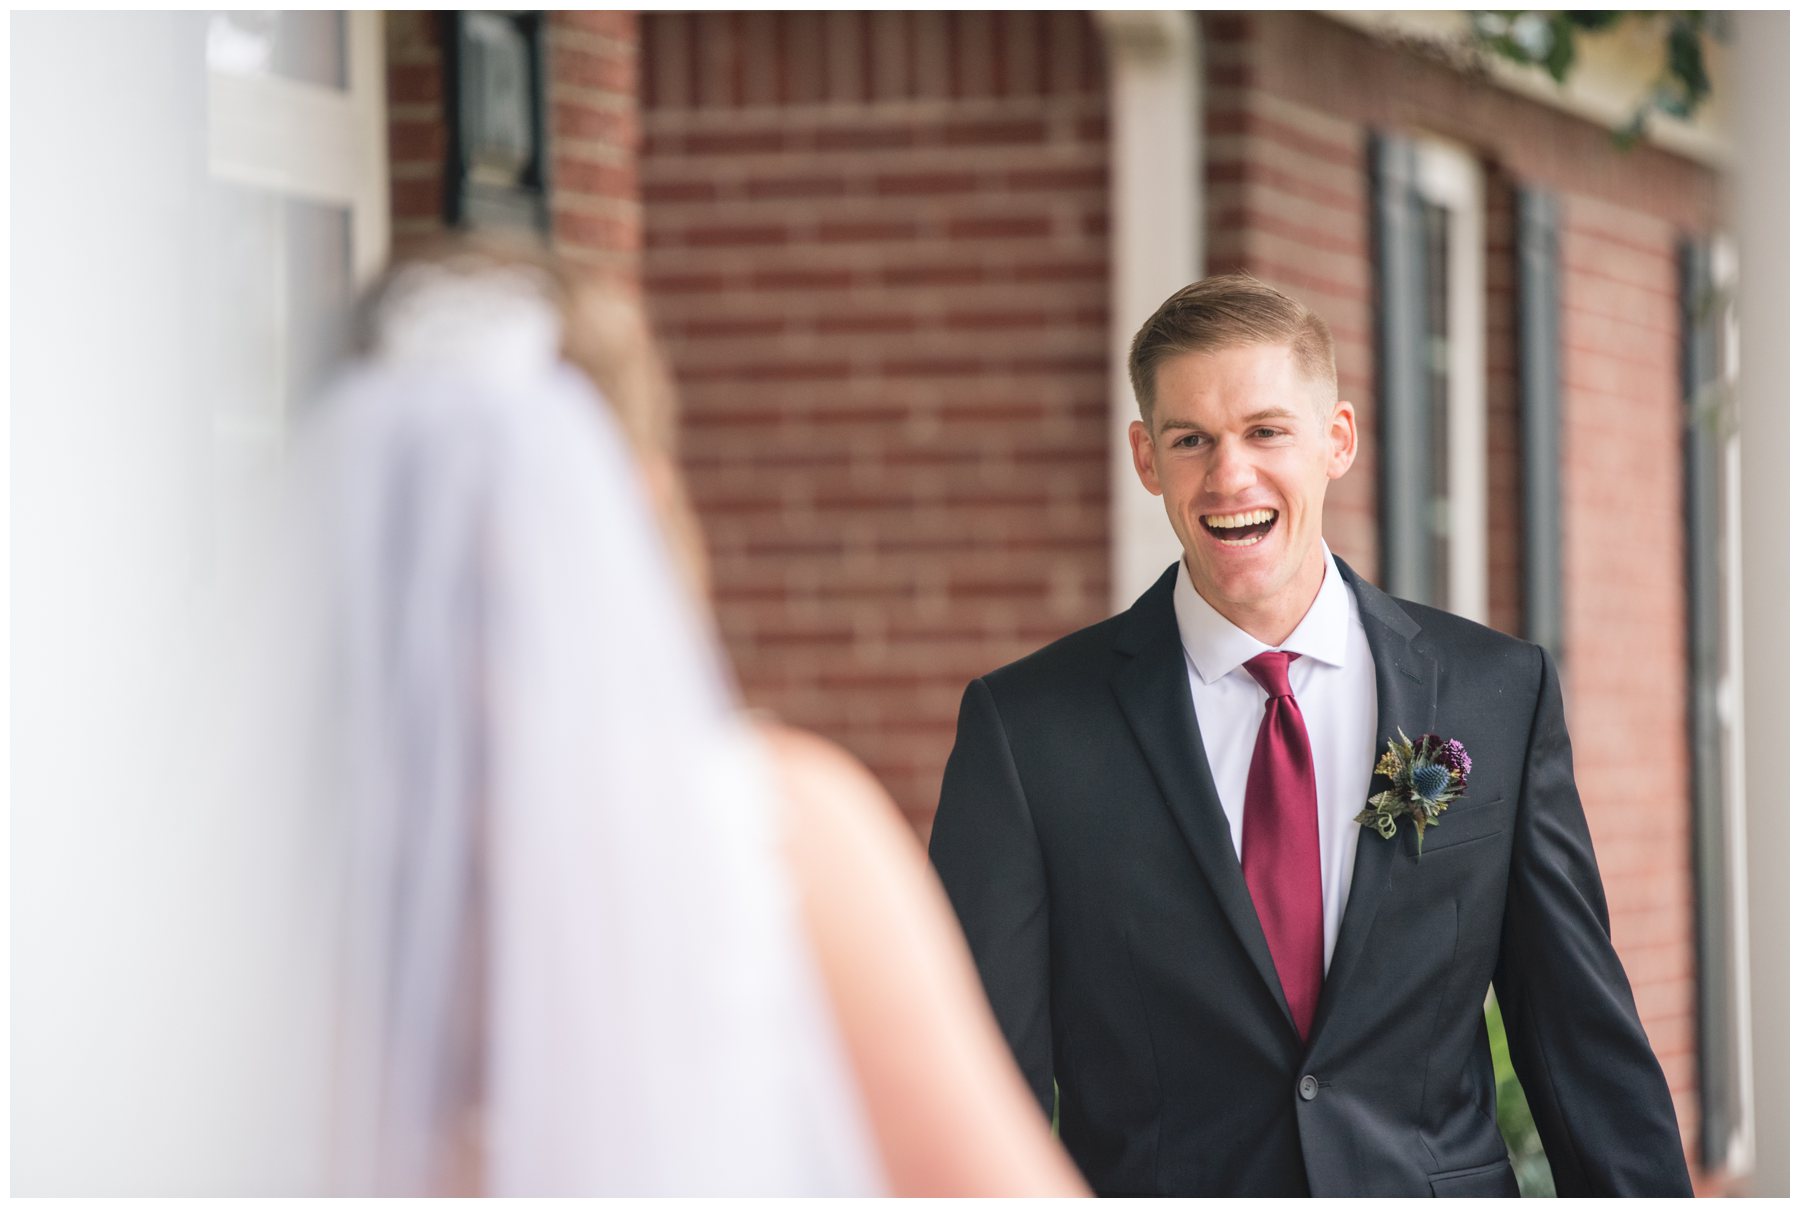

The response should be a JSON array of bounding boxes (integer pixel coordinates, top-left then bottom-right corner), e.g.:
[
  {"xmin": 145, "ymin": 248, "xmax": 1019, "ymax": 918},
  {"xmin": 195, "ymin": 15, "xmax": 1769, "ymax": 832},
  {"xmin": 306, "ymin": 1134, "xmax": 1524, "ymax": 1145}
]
[{"xmin": 754, "ymin": 719, "xmax": 907, "ymax": 835}]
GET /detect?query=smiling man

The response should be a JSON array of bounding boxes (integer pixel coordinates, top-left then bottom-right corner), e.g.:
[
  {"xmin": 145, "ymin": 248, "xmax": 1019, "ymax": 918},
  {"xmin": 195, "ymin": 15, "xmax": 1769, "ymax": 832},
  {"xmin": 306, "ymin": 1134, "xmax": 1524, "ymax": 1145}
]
[{"xmin": 928, "ymin": 275, "xmax": 1690, "ymax": 1196}]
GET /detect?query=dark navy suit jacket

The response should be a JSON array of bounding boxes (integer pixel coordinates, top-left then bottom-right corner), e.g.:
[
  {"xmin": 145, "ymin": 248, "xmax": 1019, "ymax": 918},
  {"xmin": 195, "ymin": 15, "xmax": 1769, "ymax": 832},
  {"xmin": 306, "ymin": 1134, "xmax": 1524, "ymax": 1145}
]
[{"xmin": 929, "ymin": 558, "xmax": 1690, "ymax": 1196}]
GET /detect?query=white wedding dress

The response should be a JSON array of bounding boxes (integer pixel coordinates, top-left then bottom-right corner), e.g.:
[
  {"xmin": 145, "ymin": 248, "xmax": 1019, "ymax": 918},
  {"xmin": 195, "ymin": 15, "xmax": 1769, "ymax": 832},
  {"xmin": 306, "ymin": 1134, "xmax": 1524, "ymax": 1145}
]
[{"xmin": 219, "ymin": 263, "xmax": 883, "ymax": 1194}]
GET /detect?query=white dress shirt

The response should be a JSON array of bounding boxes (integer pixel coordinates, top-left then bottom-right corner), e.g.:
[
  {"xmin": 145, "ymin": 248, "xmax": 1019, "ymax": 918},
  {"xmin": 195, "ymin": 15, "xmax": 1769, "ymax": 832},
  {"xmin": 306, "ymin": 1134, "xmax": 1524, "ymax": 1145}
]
[{"xmin": 1171, "ymin": 541, "xmax": 1378, "ymax": 974}]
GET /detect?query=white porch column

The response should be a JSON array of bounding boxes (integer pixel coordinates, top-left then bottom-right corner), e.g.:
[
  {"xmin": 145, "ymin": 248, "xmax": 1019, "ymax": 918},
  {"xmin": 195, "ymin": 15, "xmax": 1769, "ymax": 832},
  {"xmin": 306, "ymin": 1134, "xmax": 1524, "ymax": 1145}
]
[
  {"xmin": 1098, "ymin": 11, "xmax": 1202, "ymax": 610},
  {"xmin": 1730, "ymin": 8, "xmax": 1789, "ymax": 1197}
]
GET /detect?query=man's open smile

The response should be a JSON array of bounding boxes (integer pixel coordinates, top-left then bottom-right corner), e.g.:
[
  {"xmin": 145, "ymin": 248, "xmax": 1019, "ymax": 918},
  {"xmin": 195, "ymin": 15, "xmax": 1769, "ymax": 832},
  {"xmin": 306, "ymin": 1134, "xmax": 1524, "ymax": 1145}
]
[{"xmin": 1202, "ymin": 507, "xmax": 1279, "ymax": 547}]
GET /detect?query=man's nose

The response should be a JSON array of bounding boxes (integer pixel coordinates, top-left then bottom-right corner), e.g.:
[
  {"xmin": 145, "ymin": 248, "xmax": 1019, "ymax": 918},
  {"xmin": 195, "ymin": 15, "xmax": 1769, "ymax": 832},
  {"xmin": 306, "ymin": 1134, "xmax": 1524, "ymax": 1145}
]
[{"xmin": 1204, "ymin": 438, "xmax": 1257, "ymax": 497}]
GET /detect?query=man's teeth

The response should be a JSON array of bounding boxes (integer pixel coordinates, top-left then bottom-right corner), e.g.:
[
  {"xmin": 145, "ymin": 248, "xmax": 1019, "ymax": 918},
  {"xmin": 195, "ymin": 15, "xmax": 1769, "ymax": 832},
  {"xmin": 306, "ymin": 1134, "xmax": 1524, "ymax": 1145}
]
[{"xmin": 1203, "ymin": 508, "xmax": 1276, "ymax": 530}]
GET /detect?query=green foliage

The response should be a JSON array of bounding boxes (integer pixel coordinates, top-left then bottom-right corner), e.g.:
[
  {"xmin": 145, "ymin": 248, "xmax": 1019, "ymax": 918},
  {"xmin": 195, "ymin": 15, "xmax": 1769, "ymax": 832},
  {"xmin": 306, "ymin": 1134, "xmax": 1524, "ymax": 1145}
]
[
  {"xmin": 1467, "ymin": 11, "xmax": 1726, "ymax": 148},
  {"xmin": 1485, "ymin": 993, "xmax": 1555, "ymax": 1196}
]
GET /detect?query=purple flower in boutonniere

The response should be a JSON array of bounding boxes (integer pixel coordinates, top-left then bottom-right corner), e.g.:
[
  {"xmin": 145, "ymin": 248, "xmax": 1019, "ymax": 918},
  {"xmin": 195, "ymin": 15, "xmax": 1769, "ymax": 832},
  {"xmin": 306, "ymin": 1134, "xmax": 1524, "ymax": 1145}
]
[{"xmin": 1355, "ymin": 730, "xmax": 1473, "ymax": 855}]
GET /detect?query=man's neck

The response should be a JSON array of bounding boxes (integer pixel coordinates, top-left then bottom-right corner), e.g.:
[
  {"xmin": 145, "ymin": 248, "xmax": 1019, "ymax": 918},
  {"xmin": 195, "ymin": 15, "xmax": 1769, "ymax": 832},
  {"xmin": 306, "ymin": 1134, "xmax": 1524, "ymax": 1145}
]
[{"xmin": 1192, "ymin": 547, "xmax": 1328, "ymax": 649}]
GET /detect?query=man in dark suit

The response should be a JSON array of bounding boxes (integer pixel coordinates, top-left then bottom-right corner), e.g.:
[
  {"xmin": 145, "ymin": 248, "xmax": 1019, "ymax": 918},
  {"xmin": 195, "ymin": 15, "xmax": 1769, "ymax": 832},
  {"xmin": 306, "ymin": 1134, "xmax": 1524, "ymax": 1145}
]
[{"xmin": 928, "ymin": 275, "xmax": 1691, "ymax": 1196}]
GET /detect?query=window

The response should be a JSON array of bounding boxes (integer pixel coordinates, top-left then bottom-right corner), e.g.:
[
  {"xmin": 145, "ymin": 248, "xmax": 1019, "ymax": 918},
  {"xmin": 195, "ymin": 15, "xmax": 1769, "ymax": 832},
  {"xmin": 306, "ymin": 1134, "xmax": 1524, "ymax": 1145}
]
[
  {"xmin": 206, "ymin": 9, "xmax": 389, "ymax": 461},
  {"xmin": 1370, "ymin": 133, "xmax": 1487, "ymax": 619}
]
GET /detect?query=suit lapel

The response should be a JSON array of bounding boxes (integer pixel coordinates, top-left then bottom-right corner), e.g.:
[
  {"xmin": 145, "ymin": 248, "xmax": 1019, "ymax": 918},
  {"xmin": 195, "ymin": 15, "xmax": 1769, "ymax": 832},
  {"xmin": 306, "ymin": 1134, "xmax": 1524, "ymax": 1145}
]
[
  {"xmin": 1109, "ymin": 565, "xmax": 1295, "ymax": 1033},
  {"xmin": 1307, "ymin": 558, "xmax": 1439, "ymax": 1049}
]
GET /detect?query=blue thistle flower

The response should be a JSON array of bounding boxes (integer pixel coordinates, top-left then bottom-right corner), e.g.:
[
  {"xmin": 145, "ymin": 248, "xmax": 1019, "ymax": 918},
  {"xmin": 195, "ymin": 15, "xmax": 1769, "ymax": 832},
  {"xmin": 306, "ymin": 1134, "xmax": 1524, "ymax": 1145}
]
[{"xmin": 1409, "ymin": 760, "xmax": 1452, "ymax": 801}]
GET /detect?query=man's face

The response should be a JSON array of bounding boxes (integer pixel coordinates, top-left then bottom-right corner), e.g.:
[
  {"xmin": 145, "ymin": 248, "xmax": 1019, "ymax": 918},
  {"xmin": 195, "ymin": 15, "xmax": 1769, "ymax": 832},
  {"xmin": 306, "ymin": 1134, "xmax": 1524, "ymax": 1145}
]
[{"xmin": 1128, "ymin": 342, "xmax": 1357, "ymax": 635}]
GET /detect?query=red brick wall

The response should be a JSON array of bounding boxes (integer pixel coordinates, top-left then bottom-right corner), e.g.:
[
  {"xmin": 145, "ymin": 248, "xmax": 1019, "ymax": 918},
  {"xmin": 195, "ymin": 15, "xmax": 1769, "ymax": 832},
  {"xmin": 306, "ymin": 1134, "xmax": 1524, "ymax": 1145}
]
[
  {"xmin": 548, "ymin": 11, "xmax": 642, "ymax": 283},
  {"xmin": 1204, "ymin": 10, "xmax": 1722, "ymax": 1167},
  {"xmin": 384, "ymin": 10, "xmax": 642, "ymax": 277},
  {"xmin": 638, "ymin": 12, "xmax": 1112, "ymax": 831},
  {"xmin": 1483, "ymin": 170, "xmax": 1522, "ymax": 638},
  {"xmin": 386, "ymin": 12, "xmax": 449, "ymax": 249},
  {"xmin": 1559, "ymin": 190, "xmax": 1697, "ymax": 1138},
  {"xmin": 1202, "ymin": 14, "xmax": 1381, "ymax": 575},
  {"xmin": 379, "ymin": 8, "xmax": 1719, "ymax": 1170}
]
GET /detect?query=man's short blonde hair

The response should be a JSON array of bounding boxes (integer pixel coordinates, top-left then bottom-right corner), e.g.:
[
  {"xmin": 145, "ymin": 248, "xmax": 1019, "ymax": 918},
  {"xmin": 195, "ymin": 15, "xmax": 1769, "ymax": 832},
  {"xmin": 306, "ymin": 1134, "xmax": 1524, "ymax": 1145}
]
[{"xmin": 1127, "ymin": 273, "xmax": 1337, "ymax": 420}]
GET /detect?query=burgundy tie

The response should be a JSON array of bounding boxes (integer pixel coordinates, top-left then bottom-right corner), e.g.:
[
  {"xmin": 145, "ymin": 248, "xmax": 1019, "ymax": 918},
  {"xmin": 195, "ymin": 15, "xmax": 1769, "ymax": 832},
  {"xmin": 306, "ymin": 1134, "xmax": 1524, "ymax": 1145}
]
[{"xmin": 1240, "ymin": 650, "xmax": 1324, "ymax": 1042}]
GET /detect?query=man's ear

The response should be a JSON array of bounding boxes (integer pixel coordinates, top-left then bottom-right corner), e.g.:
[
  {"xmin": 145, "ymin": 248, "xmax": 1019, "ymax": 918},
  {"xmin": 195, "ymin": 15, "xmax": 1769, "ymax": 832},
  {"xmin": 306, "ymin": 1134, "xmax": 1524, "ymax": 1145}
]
[
  {"xmin": 1129, "ymin": 420, "xmax": 1162, "ymax": 496},
  {"xmin": 1325, "ymin": 400, "xmax": 1357, "ymax": 481}
]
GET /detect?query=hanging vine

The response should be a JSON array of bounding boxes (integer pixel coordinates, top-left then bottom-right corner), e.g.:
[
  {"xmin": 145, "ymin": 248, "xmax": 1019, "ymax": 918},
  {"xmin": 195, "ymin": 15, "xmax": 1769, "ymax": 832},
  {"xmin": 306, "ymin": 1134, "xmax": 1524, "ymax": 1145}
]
[{"xmin": 1467, "ymin": 11, "xmax": 1727, "ymax": 147}]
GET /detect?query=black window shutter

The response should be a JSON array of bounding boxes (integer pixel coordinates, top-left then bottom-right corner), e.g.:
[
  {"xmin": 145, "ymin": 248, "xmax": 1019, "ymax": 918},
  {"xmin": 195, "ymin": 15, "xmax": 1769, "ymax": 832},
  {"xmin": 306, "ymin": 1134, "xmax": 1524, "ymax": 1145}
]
[
  {"xmin": 1516, "ymin": 186, "xmax": 1562, "ymax": 663},
  {"xmin": 1681, "ymin": 236, "xmax": 1733, "ymax": 1173},
  {"xmin": 1369, "ymin": 132, "xmax": 1431, "ymax": 602}
]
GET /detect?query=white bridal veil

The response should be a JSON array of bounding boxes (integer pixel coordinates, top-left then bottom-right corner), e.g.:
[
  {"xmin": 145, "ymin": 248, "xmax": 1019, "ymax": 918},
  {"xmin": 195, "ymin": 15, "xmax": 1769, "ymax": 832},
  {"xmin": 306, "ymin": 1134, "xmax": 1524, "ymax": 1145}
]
[{"xmin": 233, "ymin": 262, "xmax": 880, "ymax": 1194}]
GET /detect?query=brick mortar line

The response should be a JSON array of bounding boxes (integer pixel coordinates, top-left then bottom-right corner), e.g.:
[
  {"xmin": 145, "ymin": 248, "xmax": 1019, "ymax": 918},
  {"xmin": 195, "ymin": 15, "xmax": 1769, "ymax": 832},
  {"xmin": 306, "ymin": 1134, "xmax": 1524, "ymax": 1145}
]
[
  {"xmin": 556, "ymin": 195, "xmax": 644, "ymax": 219},
  {"xmin": 557, "ymin": 241, "xmax": 639, "ymax": 256},
  {"xmin": 1208, "ymin": 184, "xmax": 1365, "ymax": 236},
  {"xmin": 641, "ymin": 150, "xmax": 1110, "ymax": 177},
  {"xmin": 1207, "ymin": 168, "xmax": 1362, "ymax": 215},
  {"xmin": 642, "ymin": 148, "xmax": 1107, "ymax": 177},
  {"xmin": 646, "ymin": 128, "xmax": 1108, "ymax": 154},
  {"xmin": 551, "ymin": 81, "xmax": 638, "ymax": 109},
  {"xmin": 663, "ymin": 327, "xmax": 1112, "ymax": 352},
  {"xmin": 1246, "ymin": 88, "xmax": 1365, "ymax": 140},
  {"xmin": 551, "ymin": 144, "xmax": 637, "ymax": 168},
  {"xmin": 639, "ymin": 185, "xmax": 1109, "ymax": 206},
  {"xmin": 647, "ymin": 229, "xmax": 1108, "ymax": 258},
  {"xmin": 644, "ymin": 250, "xmax": 1109, "ymax": 275},
  {"xmin": 1562, "ymin": 233, "xmax": 1682, "ymax": 264},
  {"xmin": 640, "ymin": 180, "xmax": 1107, "ymax": 203},
  {"xmin": 652, "ymin": 305, "xmax": 1111, "ymax": 329},
  {"xmin": 1204, "ymin": 135, "xmax": 1364, "ymax": 189},
  {"xmin": 1232, "ymin": 229, "xmax": 1369, "ymax": 273},
  {"xmin": 642, "ymin": 96, "xmax": 1107, "ymax": 130},
  {"xmin": 1206, "ymin": 118, "xmax": 1362, "ymax": 174},
  {"xmin": 546, "ymin": 28, "xmax": 636, "ymax": 58},
  {"xmin": 1560, "ymin": 272, "xmax": 1681, "ymax": 301}
]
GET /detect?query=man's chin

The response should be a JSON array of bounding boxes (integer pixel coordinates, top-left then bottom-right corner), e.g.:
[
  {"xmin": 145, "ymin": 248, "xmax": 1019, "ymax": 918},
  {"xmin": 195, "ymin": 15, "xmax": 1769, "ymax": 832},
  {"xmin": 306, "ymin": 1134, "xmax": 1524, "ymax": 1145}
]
[
  {"xmin": 1190, "ymin": 542, "xmax": 1279, "ymax": 587},
  {"xmin": 1189, "ymin": 565, "xmax": 1276, "ymax": 613}
]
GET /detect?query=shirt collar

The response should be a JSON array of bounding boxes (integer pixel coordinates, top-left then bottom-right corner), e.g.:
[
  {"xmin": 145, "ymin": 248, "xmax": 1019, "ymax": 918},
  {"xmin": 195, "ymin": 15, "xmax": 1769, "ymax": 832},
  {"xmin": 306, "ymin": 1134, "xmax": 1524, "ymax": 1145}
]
[{"xmin": 1171, "ymin": 539, "xmax": 1350, "ymax": 685}]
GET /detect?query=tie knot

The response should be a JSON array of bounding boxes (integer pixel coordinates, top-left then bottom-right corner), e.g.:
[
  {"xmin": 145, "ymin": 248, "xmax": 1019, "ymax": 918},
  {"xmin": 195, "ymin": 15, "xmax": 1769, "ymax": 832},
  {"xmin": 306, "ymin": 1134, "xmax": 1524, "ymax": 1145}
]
[{"xmin": 1243, "ymin": 650, "xmax": 1300, "ymax": 699}]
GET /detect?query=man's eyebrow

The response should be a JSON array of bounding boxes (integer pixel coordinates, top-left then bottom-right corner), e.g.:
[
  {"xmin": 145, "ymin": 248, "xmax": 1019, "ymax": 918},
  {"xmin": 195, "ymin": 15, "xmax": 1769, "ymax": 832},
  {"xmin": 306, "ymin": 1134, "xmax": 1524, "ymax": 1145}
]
[{"xmin": 1156, "ymin": 407, "xmax": 1301, "ymax": 436}]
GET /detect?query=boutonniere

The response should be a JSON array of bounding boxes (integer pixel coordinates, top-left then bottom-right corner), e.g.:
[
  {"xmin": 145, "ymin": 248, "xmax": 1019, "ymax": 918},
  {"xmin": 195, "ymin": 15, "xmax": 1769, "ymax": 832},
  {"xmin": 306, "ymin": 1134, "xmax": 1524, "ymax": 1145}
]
[{"xmin": 1355, "ymin": 730, "xmax": 1473, "ymax": 855}]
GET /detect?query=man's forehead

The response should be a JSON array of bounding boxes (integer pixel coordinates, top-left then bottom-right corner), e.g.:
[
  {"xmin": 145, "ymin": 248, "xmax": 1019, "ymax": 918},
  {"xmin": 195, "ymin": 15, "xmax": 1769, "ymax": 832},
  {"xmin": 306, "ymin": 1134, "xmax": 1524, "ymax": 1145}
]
[{"xmin": 1151, "ymin": 347, "xmax": 1334, "ymax": 426}]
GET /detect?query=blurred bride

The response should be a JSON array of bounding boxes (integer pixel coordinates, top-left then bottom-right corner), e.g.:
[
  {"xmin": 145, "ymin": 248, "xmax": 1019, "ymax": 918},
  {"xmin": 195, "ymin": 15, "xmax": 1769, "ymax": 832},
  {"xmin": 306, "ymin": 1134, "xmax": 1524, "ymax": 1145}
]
[{"xmin": 239, "ymin": 238, "xmax": 1085, "ymax": 1196}]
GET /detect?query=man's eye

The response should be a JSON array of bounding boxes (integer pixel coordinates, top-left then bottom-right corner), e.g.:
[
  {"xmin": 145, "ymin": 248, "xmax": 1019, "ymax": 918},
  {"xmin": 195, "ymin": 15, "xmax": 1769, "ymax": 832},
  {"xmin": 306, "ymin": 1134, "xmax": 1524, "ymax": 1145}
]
[
  {"xmin": 1251, "ymin": 427, "xmax": 1282, "ymax": 439},
  {"xmin": 1174, "ymin": 434, "xmax": 1202, "ymax": 449}
]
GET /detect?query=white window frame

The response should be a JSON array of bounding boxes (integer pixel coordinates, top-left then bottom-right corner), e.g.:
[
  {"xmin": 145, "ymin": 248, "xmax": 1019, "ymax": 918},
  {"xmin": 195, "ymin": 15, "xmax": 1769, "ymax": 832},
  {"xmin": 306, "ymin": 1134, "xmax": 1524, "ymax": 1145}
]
[
  {"xmin": 1410, "ymin": 137, "xmax": 1488, "ymax": 624},
  {"xmin": 207, "ymin": 11, "xmax": 390, "ymax": 285},
  {"xmin": 1709, "ymin": 235, "xmax": 1755, "ymax": 1180},
  {"xmin": 202, "ymin": 11, "xmax": 389, "ymax": 462}
]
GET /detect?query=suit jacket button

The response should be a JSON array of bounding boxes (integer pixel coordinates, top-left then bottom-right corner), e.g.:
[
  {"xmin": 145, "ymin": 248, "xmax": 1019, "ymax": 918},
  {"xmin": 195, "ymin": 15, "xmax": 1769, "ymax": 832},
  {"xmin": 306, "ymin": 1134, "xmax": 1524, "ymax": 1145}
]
[{"xmin": 1298, "ymin": 1074, "xmax": 1319, "ymax": 1101}]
